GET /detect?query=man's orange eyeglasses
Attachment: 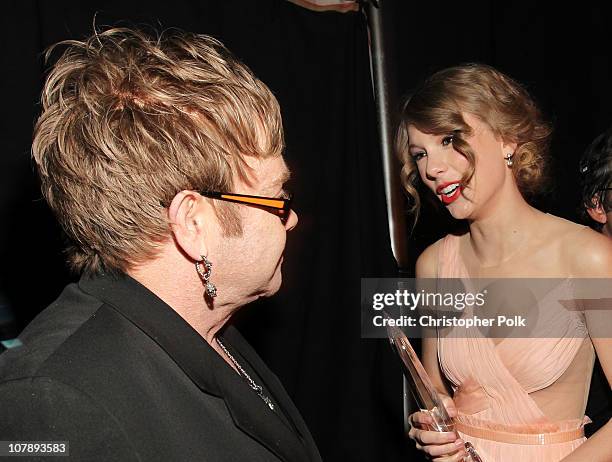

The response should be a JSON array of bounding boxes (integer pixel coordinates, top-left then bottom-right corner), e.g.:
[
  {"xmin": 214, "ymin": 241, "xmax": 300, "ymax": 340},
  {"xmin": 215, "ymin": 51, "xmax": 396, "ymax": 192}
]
[{"xmin": 200, "ymin": 191, "xmax": 293, "ymax": 224}]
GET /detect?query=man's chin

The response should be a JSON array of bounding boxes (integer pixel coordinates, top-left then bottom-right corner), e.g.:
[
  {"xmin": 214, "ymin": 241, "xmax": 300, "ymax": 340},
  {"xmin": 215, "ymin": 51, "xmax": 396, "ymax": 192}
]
[
  {"xmin": 266, "ymin": 271, "xmax": 283, "ymax": 296},
  {"xmin": 251, "ymin": 271, "xmax": 283, "ymax": 300}
]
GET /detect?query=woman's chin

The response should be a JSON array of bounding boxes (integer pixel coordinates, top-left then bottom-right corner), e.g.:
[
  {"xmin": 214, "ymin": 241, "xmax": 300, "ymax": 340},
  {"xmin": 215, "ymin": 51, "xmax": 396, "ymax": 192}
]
[{"xmin": 445, "ymin": 200, "xmax": 473, "ymax": 221}]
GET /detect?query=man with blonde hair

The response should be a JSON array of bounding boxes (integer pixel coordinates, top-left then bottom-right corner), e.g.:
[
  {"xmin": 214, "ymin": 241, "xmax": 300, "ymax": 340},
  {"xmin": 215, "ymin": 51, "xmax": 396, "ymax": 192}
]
[{"xmin": 0, "ymin": 28, "xmax": 321, "ymax": 462}]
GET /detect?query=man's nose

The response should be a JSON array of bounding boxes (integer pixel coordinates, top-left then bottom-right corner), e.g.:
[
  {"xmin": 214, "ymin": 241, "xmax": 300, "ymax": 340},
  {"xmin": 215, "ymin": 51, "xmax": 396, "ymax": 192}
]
[{"xmin": 285, "ymin": 209, "xmax": 298, "ymax": 231}]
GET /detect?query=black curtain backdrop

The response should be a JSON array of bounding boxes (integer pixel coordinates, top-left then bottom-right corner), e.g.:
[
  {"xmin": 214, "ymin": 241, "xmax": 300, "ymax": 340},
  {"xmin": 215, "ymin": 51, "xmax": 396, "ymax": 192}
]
[{"xmin": 2, "ymin": 1, "xmax": 612, "ymax": 461}]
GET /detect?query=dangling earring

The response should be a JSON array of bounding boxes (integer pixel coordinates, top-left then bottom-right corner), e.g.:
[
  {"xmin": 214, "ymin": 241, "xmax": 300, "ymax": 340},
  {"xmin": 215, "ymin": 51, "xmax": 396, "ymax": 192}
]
[
  {"xmin": 195, "ymin": 255, "xmax": 217, "ymax": 298},
  {"xmin": 504, "ymin": 153, "xmax": 514, "ymax": 167}
]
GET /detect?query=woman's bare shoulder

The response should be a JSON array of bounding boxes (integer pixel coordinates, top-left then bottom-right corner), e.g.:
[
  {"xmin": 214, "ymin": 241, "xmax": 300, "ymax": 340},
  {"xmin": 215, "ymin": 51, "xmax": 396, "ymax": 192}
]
[
  {"xmin": 416, "ymin": 239, "xmax": 443, "ymax": 278},
  {"xmin": 541, "ymin": 213, "xmax": 587, "ymax": 235},
  {"xmin": 416, "ymin": 232, "xmax": 467, "ymax": 278},
  {"xmin": 546, "ymin": 216, "xmax": 612, "ymax": 277}
]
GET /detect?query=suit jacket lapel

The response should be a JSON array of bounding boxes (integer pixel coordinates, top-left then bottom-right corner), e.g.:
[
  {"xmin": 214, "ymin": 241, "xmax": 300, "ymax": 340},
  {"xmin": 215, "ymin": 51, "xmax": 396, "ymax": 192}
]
[
  {"xmin": 221, "ymin": 326, "xmax": 321, "ymax": 461},
  {"xmin": 222, "ymin": 327, "xmax": 321, "ymax": 460},
  {"xmin": 79, "ymin": 273, "xmax": 315, "ymax": 462},
  {"xmin": 212, "ymin": 337, "xmax": 313, "ymax": 462}
]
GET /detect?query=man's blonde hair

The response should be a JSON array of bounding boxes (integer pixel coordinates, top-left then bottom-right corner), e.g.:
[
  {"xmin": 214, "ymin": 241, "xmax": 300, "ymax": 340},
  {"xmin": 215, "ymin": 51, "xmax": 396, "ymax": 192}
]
[{"xmin": 33, "ymin": 27, "xmax": 284, "ymax": 275}]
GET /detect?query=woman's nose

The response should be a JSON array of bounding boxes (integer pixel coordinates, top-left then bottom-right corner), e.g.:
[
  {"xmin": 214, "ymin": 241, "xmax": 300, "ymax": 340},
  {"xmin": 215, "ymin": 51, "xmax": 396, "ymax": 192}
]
[{"xmin": 425, "ymin": 153, "xmax": 448, "ymax": 179}]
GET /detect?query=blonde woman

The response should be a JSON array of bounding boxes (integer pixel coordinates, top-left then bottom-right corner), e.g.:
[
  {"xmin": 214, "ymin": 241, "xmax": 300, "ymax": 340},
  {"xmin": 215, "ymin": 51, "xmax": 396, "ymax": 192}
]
[{"xmin": 397, "ymin": 64, "xmax": 612, "ymax": 461}]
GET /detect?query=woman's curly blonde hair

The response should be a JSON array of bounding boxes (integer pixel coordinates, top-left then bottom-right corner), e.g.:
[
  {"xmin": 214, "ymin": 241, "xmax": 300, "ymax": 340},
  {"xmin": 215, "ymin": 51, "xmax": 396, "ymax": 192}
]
[
  {"xmin": 32, "ymin": 27, "xmax": 284, "ymax": 275},
  {"xmin": 396, "ymin": 63, "xmax": 552, "ymax": 221}
]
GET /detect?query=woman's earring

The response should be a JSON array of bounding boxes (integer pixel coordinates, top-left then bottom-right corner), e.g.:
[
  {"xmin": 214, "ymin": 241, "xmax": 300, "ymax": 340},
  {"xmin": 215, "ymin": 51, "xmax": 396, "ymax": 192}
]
[
  {"xmin": 504, "ymin": 153, "xmax": 514, "ymax": 167},
  {"xmin": 195, "ymin": 255, "xmax": 217, "ymax": 298}
]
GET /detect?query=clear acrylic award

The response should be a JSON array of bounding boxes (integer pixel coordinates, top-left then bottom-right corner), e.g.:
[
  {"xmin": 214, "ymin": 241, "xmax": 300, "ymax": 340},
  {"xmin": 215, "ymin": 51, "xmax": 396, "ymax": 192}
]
[{"xmin": 386, "ymin": 323, "xmax": 484, "ymax": 462}]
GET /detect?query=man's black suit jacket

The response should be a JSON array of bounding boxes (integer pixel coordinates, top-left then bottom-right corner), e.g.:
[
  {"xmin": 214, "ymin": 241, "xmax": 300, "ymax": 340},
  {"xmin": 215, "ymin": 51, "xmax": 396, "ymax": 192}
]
[{"xmin": 0, "ymin": 274, "xmax": 322, "ymax": 461}]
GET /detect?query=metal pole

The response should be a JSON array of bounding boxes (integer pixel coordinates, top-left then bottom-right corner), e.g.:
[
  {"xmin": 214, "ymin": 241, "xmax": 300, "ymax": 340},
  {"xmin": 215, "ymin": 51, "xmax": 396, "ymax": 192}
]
[
  {"xmin": 364, "ymin": 0, "xmax": 409, "ymax": 271},
  {"xmin": 363, "ymin": 0, "xmax": 413, "ymax": 434}
]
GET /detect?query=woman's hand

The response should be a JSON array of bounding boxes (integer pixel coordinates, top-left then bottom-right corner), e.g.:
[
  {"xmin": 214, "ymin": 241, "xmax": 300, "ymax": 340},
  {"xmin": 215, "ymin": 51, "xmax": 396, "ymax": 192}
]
[{"xmin": 408, "ymin": 395, "xmax": 467, "ymax": 461}]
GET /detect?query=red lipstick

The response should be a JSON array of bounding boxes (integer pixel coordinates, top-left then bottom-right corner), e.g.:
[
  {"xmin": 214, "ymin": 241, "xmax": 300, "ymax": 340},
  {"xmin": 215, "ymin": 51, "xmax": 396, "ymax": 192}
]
[{"xmin": 436, "ymin": 181, "xmax": 463, "ymax": 205}]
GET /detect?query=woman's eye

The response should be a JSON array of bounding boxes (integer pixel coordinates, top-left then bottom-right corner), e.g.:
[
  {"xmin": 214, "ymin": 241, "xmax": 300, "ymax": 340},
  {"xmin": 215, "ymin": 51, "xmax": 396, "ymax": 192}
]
[
  {"xmin": 442, "ymin": 135, "xmax": 454, "ymax": 146},
  {"xmin": 412, "ymin": 151, "xmax": 427, "ymax": 161}
]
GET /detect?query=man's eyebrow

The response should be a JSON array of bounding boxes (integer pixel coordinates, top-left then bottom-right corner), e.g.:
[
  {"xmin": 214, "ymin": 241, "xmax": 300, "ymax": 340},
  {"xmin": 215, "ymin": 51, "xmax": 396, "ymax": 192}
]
[
  {"xmin": 278, "ymin": 168, "xmax": 291, "ymax": 185},
  {"xmin": 271, "ymin": 168, "xmax": 291, "ymax": 189},
  {"xmin": 263, "ymin": 168, "xmax": 291, "ymax": 195}
]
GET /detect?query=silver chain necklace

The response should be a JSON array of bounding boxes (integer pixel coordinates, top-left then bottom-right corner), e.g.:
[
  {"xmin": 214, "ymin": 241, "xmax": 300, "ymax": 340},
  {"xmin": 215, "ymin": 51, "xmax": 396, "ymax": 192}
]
[{"xmin": 216, "ymin": 337, "xmax": 275, "ymax": 411}]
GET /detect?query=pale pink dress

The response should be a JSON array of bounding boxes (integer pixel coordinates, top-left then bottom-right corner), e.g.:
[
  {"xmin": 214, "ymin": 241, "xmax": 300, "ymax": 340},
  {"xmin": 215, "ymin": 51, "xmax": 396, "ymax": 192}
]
[{"xmin": 436, "ymin": 234, "xmax": 594, "ymax": 462}]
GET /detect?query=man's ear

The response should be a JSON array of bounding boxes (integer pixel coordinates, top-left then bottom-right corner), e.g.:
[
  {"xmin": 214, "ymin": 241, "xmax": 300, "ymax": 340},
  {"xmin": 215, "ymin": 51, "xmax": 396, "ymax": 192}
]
[
  {"xmin": 168, "ymin": 190, "xmax": 209, "ymax": 260},
  {"xmin": 587, "ymin": 195, "xmax": 608, "ymax": 225}
]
